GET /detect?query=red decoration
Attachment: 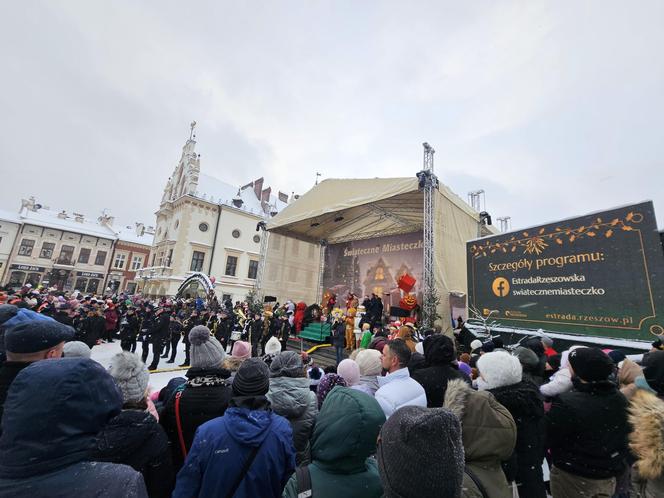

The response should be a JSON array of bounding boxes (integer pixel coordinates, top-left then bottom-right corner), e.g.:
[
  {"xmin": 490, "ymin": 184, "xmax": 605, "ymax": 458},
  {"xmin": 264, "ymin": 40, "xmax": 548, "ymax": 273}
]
[
  {"xmin": 397, "ymin": 274, "xmax": 416, "ymax": 293},
  {"xmin": 399, "ymin": 293, "xmax": 417, "ymax": 311}
]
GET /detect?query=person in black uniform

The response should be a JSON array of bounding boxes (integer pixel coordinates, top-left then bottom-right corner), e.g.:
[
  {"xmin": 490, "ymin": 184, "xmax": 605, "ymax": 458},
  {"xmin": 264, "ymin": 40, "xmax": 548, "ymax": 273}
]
[{"xmin": 148, "ymin": 307, "xmax": 171, "ymax": 371}]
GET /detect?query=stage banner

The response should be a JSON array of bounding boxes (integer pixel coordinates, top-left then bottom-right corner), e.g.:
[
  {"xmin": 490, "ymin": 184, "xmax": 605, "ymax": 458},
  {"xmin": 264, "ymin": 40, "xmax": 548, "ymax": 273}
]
[
  {"xmin": 467, "ymin": 201, "xmax": 664, "ymax": 342},
  {"xmin": 322, "ymin": 232, "xmax": 423, "ymax": 306}
]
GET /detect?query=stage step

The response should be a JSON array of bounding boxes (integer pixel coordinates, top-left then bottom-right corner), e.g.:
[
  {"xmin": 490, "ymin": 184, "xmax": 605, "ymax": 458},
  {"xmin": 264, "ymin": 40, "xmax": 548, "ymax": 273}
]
[
  {"xmin": 285, "ymin": 336, "xmax": 347, "ymax": 369},
  {"xmin": 298, "ymin": 322, "xmax": 332, "ymax": 342}
]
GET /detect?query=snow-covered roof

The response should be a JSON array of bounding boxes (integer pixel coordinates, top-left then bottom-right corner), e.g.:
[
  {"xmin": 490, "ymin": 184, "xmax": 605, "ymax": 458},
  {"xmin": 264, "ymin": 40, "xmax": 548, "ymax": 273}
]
[
  {"xmin": 2, "ymin": 204, "xmax": 154, "ymax": 245},
  {"xmin": 114, "ymin": 224, "xmax": 154, "ymax": 247},
  {"xmin": 20, "ymin": 208, "xmax": 117, "ymax": 239},
  {"xmin": 195, "ymin": 173, "xmax": 288, "ymax": 217},
  {"xmin": 0, "ymin": 208, "xmax": 21, "ymax": 224}
]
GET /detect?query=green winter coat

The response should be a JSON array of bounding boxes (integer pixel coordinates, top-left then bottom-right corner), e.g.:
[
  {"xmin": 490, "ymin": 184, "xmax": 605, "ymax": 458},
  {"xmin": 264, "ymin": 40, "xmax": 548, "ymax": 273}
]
[
  {"xmin": 360, "ymin": 331, "xmax": 373, "ymax": 349},
  {"xmin": 282, "ymin": 386, "xmax": 386, "ymax": 498}
]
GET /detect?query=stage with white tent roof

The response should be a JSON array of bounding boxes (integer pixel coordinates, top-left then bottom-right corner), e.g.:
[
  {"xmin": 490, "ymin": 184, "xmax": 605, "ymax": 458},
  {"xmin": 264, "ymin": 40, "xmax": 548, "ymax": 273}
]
[{"xmin": 262, "ymin": 176, "xmax": 496, "ymax": 333}]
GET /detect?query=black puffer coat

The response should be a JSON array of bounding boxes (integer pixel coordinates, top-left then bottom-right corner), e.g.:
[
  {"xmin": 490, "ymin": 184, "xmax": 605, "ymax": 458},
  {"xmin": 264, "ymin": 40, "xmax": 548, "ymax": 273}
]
[
  {"xmin": 159, "ymin": 367, "xmax": 233, "ymax": 469},
  {"xmin": 411, "ymin": 335, "xmax": 470, "ymax": 407},
  {"xmin": 546, "ymin": 377, "xmax": 629, "ymax": 479},
  {"xmin": 92, "ymin": 410, "xmax": 173, "ymax": 498},
  {"xmin": 488, "ymin": 380, "xmax": 546, "ymax": 498}
]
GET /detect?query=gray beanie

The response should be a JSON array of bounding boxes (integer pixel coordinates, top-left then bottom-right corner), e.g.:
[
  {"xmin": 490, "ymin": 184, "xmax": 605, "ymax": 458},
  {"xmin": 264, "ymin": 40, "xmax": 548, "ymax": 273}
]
[
  {"xmin": 108, "ymin": 352, "xmax": 149, "ymax": 404},
  {"xmin": 189, "ymin": 325, "xmax": 226, "ymax": 369},
  {"xmin": 269, "ymin": 350, "xmax": 304, "ymax": 378},
  {"xmin": 63, "ymin": 341, "xmax": 92, "ymax": 359},
  {"xmin": 378, "ymin": 406, "xmax": 464, "ymax": 498}
]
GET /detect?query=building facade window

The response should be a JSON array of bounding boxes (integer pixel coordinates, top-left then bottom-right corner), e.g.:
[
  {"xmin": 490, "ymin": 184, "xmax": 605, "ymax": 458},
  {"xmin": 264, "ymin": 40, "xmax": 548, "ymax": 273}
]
[
  {"xmin": 26, "ymin": 273, "xmax": 41, "ymax": 286},
  {"xmin": 74, "ymin": 278, "xmax": 87, "ymax": 291},
  {"xmin": 126, "ymin": 282, "xmax": 137, "ymax": 294},
  {"xmin": 18, "ymin": 239, "xmax": 35, "ymax": 256},
  {"xmin": 95, "ymin": 250, "xmax": 107, "ymax": 266},
  {"xmin": 190, "ymin": 251, "xmax": 205, "ymax": 272},
  {"xmin": 253, "ymin": 235, "xmax": 261, "ymax": 243},
  {"xmin": 57, "ymin": 245, "xmax": 75, "ymax": 265},
  {"xmin": 78, "ymin": 248, "xmax": 91, "ymax": 264},
  {"xmin": 131, "ymin": 255, "xmax": 143, "ymax": 270},
  {"xmin": 247, "ymin": 260, "xmax": 259, "ymax": 279},
  {"xmin": 151, "ymin": 254, "xmax": 156, "ymax": 266},
  {"xmin": 199, "ymin": 222, "xmax": 209, "ymax": 232},
  {"xmin": 114, "ymin": 253, "xmax": 126, "ymax": 269},
  {"xmin": 86, "ymin": 279, "xmax": 100, "ymax": 293},
  {"xmin": 232, "ymin": 229, "xmax": 241, "ymax": 239},
  {"xmin": 9, "ymin": 271, "xmax": 25, "ymax": 286},
  {"xmin": 166, "ymin": 249, "xmax": 173, "ymax": 267},
  {"xmin": 40, "ymin": 242, "xmax": 55, "ymax": 259},
  {"xmin": 225, "ymin": 255, "xmax": 238, "ymax": 276}
]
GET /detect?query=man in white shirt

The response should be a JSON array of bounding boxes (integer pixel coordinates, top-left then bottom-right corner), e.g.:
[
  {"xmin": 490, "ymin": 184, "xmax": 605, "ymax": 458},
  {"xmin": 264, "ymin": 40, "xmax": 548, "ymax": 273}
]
[{"xmin": 375, "ymin": 339, "xmax": 427, "ymax": 417}]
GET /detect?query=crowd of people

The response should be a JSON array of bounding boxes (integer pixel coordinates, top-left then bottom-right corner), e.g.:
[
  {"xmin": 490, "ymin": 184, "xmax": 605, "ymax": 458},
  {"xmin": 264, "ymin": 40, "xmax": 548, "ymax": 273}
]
[{"xmin": 1, "ymin": 284, "xmax": 664, "ymax": 497}]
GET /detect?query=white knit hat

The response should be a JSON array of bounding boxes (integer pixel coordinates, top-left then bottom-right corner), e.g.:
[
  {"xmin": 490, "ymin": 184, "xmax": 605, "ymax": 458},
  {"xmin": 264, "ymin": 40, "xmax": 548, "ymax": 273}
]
[
  {"xmin": 477, "ymin": 351, "xmax": 522, "ymax": 389},
  {"xmin": 356, "ymin": 349, "xmax": 382, "ymax": 376},
  {"xmin": 264, "ymin": 336, "xmax": 282, "ymax": 356},
  {"xmin": 470, "ymin": 339, "xmax": 483, "ymax": 351}
]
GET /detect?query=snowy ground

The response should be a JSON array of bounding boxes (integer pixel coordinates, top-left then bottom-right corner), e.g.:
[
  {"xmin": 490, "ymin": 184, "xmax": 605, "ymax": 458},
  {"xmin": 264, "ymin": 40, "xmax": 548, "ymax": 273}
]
[{"xmin": 91, "ymin": 340, "xmax": 190, "ymax": 393}]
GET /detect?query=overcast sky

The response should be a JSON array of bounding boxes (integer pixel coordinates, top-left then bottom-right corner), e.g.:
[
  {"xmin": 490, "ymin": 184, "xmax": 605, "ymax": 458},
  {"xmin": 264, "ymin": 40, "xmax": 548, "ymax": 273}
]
[{"xmin": 1, "ymin": 1, "xmax": 663, "ymax": 231}]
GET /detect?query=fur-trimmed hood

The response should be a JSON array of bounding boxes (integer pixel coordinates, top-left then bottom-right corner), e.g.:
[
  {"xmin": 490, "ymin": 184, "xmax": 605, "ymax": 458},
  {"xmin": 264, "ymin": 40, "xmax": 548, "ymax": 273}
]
[
  {"xmin": 443, "ymin": 379, "xmax": 516, "ymax": 463},
  {"xmin": 629, "ymin": 388, "xmax": 664, "ymax": 480}
]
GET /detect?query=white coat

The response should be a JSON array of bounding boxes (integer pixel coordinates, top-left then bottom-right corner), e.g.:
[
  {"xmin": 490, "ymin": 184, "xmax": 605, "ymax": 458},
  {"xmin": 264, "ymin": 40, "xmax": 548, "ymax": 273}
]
[{"xmin": 375, "ymin": 367, "xmax": 427, "ymax": 418}]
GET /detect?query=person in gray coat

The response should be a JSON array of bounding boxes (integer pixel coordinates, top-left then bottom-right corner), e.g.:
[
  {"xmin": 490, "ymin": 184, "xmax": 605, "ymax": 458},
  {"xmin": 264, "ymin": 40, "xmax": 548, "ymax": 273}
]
[
  {"xmin": 267, "ymin": 351, "xmax": 318, "ymax": 465},
  {"xmin": 0, "ymin": 357, "xmax": 147, "ymax": 498}
]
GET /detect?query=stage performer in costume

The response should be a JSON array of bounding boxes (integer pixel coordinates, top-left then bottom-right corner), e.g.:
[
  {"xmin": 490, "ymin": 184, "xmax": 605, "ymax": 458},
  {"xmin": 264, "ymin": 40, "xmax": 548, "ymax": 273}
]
[
  {"xmin": 294, "ymin": 302, "xmax": 306, "ymax": 333},
  {"xmin": 345, "ymin": 307, "xmax": 357, "ymax": 352}
]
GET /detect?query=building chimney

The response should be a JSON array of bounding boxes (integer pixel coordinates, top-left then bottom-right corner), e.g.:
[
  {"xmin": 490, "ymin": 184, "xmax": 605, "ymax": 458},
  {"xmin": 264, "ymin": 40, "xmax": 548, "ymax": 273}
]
[
  {"xmin": 74, "ymin": 213, "xmax": 85, "ymax": 223},
  {"xmin": 98, "ymin": 214, "xmax": 114, "ymax": 227},
  {"xmin": 261, "ymin": 187, "xmax": 272, "ymax": 203},
  {"xmin": 57, "ymin": 210, "xmax": 68, "ymax": 219},
  {"xmin": 253, "ymin": 177, "xmax": 264, "ymax": 200},
  {"xmin": 278, "ymin": 191, "xmax": 288, "ymax": 203},
  {"xmin": 135, "ymin": 222, "xmax": 145, "ymax": 236}
]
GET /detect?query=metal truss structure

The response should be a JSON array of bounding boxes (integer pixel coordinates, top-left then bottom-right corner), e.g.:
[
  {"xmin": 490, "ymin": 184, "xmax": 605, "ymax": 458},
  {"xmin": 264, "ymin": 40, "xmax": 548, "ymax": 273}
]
[
  {"xmin": 254, "ymin": 220, "xmax": 269, "ymax": 294},
  {"xmin": 419, "ymin": 142, "xmax": 439, "ymax": 328}
]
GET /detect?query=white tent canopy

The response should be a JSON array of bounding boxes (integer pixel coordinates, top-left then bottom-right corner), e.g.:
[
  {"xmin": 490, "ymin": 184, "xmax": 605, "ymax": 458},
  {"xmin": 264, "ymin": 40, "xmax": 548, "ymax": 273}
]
[
  {"xmin": 267, "ymin": 177, "xmax": 482, "ymax": 243},
  {"xmin": 265, "ymin": 176, "xmax": 493, "ymax": 333}
]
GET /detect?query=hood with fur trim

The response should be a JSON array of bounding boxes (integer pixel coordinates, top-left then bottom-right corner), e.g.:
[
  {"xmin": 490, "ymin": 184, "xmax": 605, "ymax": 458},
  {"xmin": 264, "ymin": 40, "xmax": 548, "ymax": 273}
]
[
  {"xmin": 443, "ymin": 379, "xmax": 516, "ymax": 464},
  {"xmin": 629, "ymin": 388, "xmax": 664, "ymax": 480}
]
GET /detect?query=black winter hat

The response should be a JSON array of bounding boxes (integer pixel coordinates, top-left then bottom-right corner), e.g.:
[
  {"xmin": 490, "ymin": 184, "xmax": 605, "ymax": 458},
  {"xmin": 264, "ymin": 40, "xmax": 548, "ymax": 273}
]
[
  {"xmin": 568, "ymin": 347, "xmax": 613, "ymax": 382},
  {"xmin": 377, "ymin": 406, "xmax": 464, "ymax": 498},
  {"xmin": 233, "ymin": 357, "xmax": 270, "ymax": 396},
  {"xmin": 4, "ymin": 319, "xmax": 74, "ymax": 354},
  {"xmin": 642, "ymin": 350, "xmax": 664, "ymax": 396},
  {"xmin": 423, "ymin": 334, "xmax": 456, "ymax": 365}
]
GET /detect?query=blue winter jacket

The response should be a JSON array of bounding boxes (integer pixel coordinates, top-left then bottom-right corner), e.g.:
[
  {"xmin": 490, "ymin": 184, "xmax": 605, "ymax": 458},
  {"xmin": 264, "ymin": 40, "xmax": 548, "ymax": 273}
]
[
  {"xmin": 0, "ymin": 358, "xmax": 148, "ymax": 497},
  {"xmin": 173, "ymin": 396, "xmax": 296, "ymax": 498}
]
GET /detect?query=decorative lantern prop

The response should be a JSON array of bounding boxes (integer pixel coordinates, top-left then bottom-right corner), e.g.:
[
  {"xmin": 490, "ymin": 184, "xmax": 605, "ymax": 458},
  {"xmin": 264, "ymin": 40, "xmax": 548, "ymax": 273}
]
[
  {"xmin": 397, "ymin": 273, "xmax": 416, "ymax": 293},
  {"xmin": 399, "ymin": 293, "xmax": 418, "ymax": 311}
]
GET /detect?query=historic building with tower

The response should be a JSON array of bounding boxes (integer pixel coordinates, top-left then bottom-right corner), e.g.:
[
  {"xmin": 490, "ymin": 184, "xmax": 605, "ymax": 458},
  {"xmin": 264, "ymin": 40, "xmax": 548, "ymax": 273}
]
[{"xmin": 137, "ymin": 123, "xmax": 320, "ymax": 302}]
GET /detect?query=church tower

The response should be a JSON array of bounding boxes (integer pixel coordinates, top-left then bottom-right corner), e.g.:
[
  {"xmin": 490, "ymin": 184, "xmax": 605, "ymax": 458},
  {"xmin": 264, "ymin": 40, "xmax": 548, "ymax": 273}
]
[{"xmin": 161, "ymin": 121, "xmax": 201, "ymax": 204}]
